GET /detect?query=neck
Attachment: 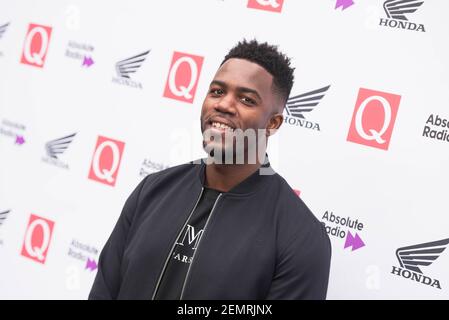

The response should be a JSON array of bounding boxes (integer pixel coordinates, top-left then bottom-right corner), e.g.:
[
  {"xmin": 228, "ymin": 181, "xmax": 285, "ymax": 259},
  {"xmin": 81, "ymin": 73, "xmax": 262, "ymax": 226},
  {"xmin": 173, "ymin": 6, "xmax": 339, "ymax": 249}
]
[{"xmin": 204, "ymin": 160, "xmax": 262, "ymax": 193}]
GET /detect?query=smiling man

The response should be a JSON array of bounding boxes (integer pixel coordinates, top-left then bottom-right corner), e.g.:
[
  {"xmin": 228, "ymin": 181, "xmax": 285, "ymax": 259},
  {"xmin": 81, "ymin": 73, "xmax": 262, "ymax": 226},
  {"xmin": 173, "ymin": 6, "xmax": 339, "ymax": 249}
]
[{"xmin": 89, "ymin": 40, "xmax": 331, "ymax": 300}]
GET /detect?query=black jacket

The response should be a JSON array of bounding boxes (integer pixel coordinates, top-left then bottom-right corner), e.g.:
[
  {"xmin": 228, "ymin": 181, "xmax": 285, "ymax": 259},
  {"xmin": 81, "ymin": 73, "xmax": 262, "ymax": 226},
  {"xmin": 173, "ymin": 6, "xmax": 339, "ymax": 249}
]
[{"xmin": 89, "ymin": 159, "xmax": 331, "ymax": 300}]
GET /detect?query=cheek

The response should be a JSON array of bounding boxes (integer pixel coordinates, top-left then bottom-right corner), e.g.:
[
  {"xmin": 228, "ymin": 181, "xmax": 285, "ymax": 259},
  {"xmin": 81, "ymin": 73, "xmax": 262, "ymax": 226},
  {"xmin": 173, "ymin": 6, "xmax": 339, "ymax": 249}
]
[
  {"xmin": 201, "ymin": 98, "xmax": 215, "ymax": 115},
  {"xmin": 241, "ymin": 109, "xmax": 269, "ymax": 129},
  {"xmin": 200, "ymin": 102, "xmax": 210, "ymax": 119}
]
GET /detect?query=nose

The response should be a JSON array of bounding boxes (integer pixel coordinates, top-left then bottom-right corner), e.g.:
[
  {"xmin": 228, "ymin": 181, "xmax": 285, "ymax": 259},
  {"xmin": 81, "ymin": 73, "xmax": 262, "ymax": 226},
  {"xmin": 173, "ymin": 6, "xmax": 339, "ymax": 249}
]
[{"xmin": 214, "ymin": 93, "xmax": 237, "ymax": 116}]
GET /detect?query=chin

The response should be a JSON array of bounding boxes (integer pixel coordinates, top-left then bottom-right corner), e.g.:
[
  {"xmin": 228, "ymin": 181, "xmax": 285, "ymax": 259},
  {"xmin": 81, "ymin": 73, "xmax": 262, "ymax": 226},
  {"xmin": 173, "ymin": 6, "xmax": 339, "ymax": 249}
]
[{"xmin": 203, "ymin": 143, "xmax": 228, "ymax": 162}]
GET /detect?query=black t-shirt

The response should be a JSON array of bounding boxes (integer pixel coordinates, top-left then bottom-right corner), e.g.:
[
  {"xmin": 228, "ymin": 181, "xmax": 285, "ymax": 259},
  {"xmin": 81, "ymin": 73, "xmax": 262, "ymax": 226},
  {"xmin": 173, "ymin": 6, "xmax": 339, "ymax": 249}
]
[{"xmin": 155, "ymin": 187, "xmax": 221, "ymax": 300}]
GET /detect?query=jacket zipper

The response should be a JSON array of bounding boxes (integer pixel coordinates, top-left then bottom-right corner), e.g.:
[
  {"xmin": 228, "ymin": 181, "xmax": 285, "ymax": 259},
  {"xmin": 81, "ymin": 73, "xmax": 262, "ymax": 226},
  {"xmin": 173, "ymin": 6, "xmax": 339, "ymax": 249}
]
[
  {"xmin": 151, "ymin": 187, "xmax": 204, "ymax": 300},
  {"xmin": 179, "ymin": 193, "xmax": 223, "ymax": 300}
]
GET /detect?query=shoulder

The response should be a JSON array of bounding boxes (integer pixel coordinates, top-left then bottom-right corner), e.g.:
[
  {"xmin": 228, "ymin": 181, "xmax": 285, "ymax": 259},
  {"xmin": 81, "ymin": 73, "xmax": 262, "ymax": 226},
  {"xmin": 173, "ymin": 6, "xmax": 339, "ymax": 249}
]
[
  {"xmin": 270, "ymin": 173, "xmax": 329, "ymax": 252},
  {"xmin": 139, "ymin": 159, "xmax": 202, "ymax": 191},
  {"xmin": 273, "ymin": 174, "xmax": 321, "ymax": 227},
  {"xmin": 144, "ymin": 160, "xmax": 198, "ymax": 181},
  {"xmin": 122, "ymin": 159, "xmax": 202, "ymax": 222}
]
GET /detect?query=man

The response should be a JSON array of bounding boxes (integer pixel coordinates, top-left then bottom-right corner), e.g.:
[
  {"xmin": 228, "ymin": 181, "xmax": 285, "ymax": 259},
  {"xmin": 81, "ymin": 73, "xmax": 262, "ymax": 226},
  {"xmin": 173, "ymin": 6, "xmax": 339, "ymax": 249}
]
[{"xmin": 89, "ymin": 40, "xmax": 331, "ymax": 300}]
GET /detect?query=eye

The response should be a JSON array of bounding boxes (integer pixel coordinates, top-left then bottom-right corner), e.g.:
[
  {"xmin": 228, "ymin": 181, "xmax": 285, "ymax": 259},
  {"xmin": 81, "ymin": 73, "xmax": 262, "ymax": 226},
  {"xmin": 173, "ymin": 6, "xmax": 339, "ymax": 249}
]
[
  {"xmin": 209, "ymin": 88, "xmax": 224, "ymax": 96},
  {"xmin": 241, "ymin": 96, "xmax": 256, "ymax": 106}
]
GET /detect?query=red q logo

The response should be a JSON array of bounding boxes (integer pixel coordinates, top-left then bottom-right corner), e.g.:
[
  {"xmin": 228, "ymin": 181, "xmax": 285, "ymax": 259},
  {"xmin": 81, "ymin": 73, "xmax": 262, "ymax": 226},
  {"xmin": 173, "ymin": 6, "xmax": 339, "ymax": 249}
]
[
  {"xmin": 20, "ymin": 24, "xmax": 52, "ymax": 68},
  {"xmin": 88, "ymin": 136, "xmax": 125, "ymax": 186},
  {"xmin": 347, "ymin": 88, "xmax": 401, "ymax": 151},
  {"xmin": 247, "ymin": 0, "xmax": 284, "ymax": 12},
  {"xmin": 21, "ymin": 214, "xmax": 55, "ymax": 264},
  {"xmin": 163, "ymin": 51, "xmax": 204, "ymax": 104}
]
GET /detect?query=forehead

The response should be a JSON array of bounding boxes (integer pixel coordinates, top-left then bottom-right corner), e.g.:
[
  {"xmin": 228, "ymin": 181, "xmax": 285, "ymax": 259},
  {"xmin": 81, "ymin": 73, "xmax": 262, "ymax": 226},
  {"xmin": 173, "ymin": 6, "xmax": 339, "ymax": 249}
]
[{"xmin": 213, "ymin": 58, "xmax": 273, "ymax": 93}]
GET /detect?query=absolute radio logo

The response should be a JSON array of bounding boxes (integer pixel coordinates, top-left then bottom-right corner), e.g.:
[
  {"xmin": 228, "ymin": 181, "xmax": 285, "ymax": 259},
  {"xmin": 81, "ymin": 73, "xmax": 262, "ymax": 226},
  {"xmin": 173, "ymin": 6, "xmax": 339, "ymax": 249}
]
[
  {"xmin": 0, "ymin": 118, "xmax": 26, "ymax": 146},
  {"xmin": 347, "ymin": 88, "xmax": 401, "ymax": 151},
  {"xmin": 65, "ymin": 40, "xmax": 95, "ymax": 68},
  {"xmin": 21, "ymin": 214, "xmax": 55, "ymax": 264},
  {"xmin": 112, "ymin": 50, "xmax": 150, "ymax": 89},
  {"xmin": 41, "ymin": 133, "xmax": 76, "ymax": 169},
  {"xmin": 163, "ymin": 51, "xmax": 204, "ymax": 104},
  {"xmin": 67, "ymin": 239, "xmax": 99, "ymax": 272},
  {"xmin": 335, "ymin": 0, "xmax": 354, "ymax": 11},
  {"xmin": 391, "ymin": 238, "xmax": 449, "ymax": 289},
  {"xmin": 321, "ymin": 211, "xmax": 366, "ymax": 252},
  {"xmin": 247, "ymin": 0, "xmax": 284, "ymax": 13},
  {"xmin": 139, "ymin": 158, "xmax": 170, "ymax": 178},
  {"xmin": 379, "ymin": 0, "xmax": 425, "ymax": 32},
  {"xmin": 88, "ymin": 135, "xmax": 125, "ymax": 187},
  {"xmin": 20, "ymin": 23, "xmax": 52, "ymax": 68},
  {"xmin": 422, "ymin": 114, "xmax": 449, "ymax": 143},
  {"xmin": 284, "ymin": 85, "xmax": 331, "ymax": 131}
]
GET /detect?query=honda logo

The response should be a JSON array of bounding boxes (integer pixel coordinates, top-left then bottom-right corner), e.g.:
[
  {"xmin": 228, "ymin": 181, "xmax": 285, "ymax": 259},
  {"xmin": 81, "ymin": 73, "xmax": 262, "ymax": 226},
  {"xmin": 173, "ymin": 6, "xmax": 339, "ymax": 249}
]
[
  {"xmin": 20, "ymin": 24, "xmax": 52, "ymax": 68},
  {"xmin": 0, "ymin": 22, "xmax": 10, "ymax": 39},
  {"xmin": 115, "ymin": 50, "xmax": 150, "ymax": 79},
  {"xmin": 21, "ymin": 214, "xmax": 55, "ymax": 264},
  {"xmin": 347, "ymin": 88, "xmax": 401, "ymax": 150},
  {"xmin": 163, "ymin": 51, "xmax": 204, "ymax": 104},
  {"xmin": 88, "ymin": 136, "xmax": 125, "ymax": 186}
]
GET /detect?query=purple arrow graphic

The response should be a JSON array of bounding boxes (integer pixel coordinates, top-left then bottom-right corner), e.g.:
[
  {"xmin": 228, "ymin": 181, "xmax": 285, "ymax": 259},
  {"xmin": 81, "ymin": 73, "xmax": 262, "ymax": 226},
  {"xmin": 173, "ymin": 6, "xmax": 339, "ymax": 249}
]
[
  {"xmin": 15, "ymin": 135, "xmax": 25, "ymax": 145},
  {"xmin": 344, "ymin": 231, "xmax": 365, "ymax": 251},
  {"xmin": 82, "ymin": 56, "xmax": 94, "ymax": 67},
  {"xmin": 85, "ymin": 258, "xmax": 98, "ymax": 271},
  {"xmin": 335, "ymin": 0, "xmax": 354, "ymax": 10}
]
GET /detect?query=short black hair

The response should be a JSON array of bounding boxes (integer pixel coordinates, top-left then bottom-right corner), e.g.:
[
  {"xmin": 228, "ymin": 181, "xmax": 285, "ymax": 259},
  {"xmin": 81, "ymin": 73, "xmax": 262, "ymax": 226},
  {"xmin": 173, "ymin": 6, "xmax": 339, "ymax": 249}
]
[{"xmin": 221, "ymin": 39, "xmax": 295, "ymax": 103}]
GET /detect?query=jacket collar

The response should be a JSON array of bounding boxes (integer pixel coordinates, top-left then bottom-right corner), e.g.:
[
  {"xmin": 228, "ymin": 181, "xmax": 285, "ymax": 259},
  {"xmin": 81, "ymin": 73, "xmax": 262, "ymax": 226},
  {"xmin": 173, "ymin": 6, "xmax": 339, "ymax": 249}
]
[{"xmin": 192, "ymin": 154, "xmax": 275, "ymax": 196}]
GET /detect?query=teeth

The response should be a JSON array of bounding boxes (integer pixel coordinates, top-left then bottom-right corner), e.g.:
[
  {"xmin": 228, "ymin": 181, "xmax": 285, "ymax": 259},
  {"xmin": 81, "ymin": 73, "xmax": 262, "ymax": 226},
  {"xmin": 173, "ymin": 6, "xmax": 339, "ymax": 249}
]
[{"xmin": 212, "ymin": 121, "xmax": 234, "ymax": 132}]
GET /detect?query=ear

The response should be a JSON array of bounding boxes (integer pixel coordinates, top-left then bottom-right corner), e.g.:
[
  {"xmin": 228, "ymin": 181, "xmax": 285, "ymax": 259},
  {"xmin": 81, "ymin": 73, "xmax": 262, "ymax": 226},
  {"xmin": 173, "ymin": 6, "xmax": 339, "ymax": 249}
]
[{"xmin": 266, "ymin": 113, "xmax": 283, "ymax": 136}]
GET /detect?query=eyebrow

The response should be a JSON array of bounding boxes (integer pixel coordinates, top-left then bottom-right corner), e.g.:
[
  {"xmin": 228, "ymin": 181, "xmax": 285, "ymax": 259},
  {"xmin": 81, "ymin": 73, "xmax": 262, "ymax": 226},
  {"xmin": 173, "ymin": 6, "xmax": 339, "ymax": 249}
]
[{"xmin": 210, "ymin": 80, "xmax": 262, "ymax": 102}]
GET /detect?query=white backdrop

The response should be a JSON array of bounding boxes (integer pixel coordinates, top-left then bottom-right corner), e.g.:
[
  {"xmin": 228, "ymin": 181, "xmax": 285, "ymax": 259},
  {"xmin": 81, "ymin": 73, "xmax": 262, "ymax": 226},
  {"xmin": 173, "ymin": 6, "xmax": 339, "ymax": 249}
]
[{"xmin": 1, "ymin": 0, "xmax": 449, "ymax": 299}]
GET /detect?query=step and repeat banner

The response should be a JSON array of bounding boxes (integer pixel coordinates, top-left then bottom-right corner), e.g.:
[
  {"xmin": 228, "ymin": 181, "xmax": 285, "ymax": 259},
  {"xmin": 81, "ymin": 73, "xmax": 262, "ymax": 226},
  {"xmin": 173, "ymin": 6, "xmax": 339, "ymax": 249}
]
[{"xmin": 1, "ymin": 0, "xmax": 448, "ymax": 299}]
